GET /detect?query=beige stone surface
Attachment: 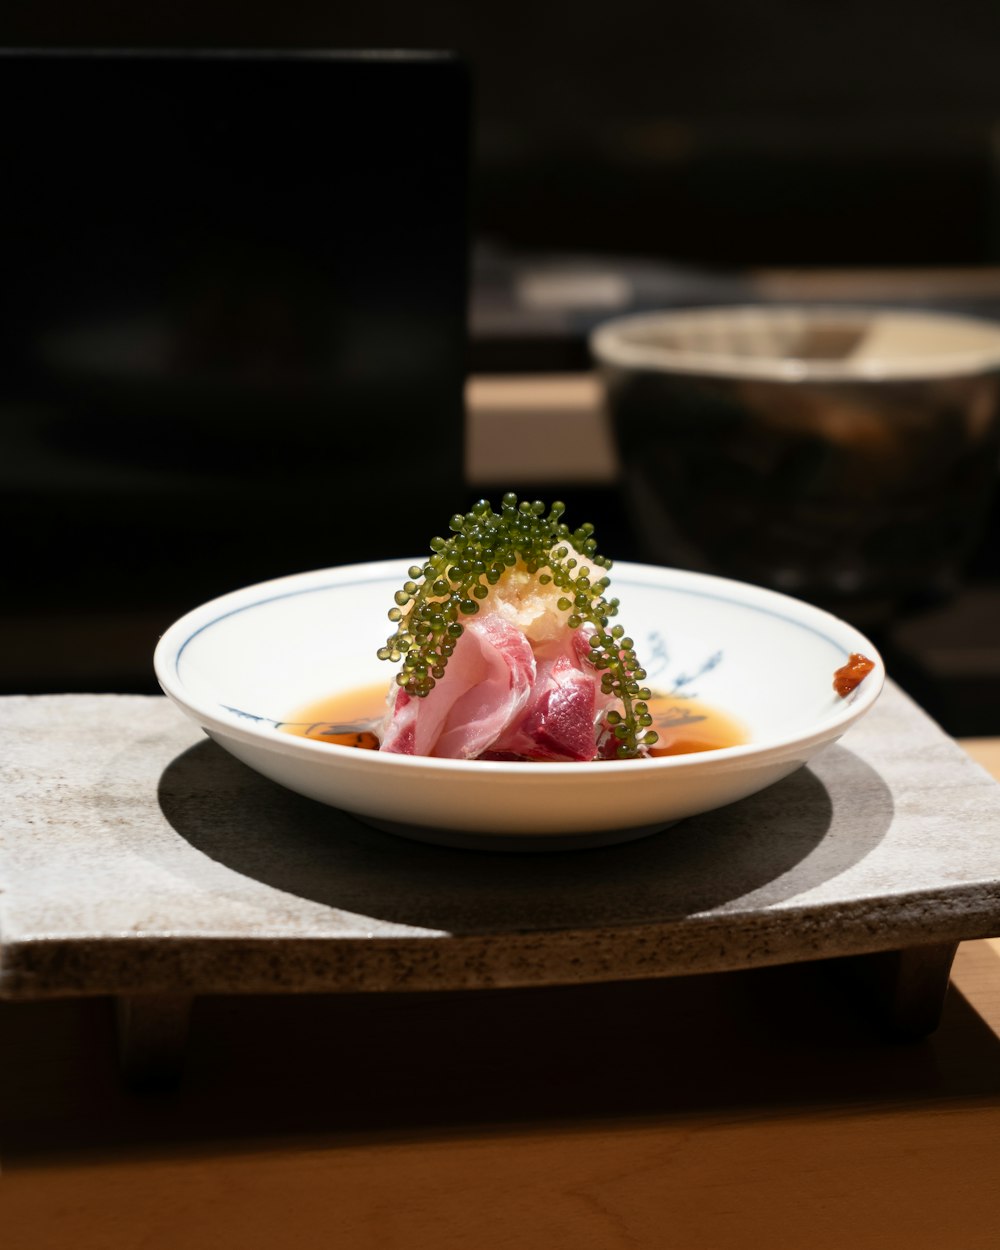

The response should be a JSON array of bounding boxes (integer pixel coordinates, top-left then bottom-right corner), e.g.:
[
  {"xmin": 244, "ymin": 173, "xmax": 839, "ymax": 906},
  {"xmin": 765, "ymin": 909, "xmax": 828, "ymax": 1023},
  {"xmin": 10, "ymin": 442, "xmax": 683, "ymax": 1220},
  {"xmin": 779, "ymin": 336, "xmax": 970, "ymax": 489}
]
[{"xmin": 2, "ymin": 683, "xmax": 999, "ymax": 998}]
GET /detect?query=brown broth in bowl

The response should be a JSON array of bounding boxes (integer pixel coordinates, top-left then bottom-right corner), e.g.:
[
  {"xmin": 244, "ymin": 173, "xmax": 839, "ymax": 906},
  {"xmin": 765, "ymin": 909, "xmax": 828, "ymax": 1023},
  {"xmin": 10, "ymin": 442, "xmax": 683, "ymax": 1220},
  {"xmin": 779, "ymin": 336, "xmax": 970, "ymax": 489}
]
[
  {"xmin": 644, "ymin": 695, "xmax": 748, "ymax": 757},
  {"xmin": 283, "ymin": 684, "xmax": 747, "ymax": 757}
]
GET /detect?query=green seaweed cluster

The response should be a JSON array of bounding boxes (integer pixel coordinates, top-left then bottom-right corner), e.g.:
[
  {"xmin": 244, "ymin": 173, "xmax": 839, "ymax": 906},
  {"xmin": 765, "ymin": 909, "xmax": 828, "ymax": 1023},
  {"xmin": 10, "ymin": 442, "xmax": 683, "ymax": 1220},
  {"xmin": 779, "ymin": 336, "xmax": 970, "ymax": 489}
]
[{"xmin": 377, "ymin": 494, "xmax": 657, "ymax": 758}]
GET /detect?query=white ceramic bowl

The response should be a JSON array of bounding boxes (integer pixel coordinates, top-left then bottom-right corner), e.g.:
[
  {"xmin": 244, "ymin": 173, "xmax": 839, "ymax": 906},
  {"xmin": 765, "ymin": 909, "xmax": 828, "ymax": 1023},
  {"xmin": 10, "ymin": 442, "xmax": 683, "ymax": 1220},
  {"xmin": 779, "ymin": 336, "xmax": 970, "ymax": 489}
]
[{"xmin": 154, "ymin": 560, "xmax": 884, "ymax": 851}]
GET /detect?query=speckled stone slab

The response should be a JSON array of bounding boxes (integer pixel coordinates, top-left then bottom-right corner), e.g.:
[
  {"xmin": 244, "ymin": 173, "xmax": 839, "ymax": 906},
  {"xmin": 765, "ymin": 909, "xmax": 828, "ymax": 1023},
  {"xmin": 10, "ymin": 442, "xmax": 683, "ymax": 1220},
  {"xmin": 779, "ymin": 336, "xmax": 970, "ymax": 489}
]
[{"xmin": 1, "ymin": 685, "xmax": 999, "ymax": 999}]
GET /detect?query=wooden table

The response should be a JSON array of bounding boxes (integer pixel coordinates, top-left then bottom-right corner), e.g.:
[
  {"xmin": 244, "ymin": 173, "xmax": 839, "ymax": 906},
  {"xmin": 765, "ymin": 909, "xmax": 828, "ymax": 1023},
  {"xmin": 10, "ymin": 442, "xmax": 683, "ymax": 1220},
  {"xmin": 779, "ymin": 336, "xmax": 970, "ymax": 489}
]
[{"xmin": 1, "ymin": 737, "xmax": 998, "ymax": 1249}]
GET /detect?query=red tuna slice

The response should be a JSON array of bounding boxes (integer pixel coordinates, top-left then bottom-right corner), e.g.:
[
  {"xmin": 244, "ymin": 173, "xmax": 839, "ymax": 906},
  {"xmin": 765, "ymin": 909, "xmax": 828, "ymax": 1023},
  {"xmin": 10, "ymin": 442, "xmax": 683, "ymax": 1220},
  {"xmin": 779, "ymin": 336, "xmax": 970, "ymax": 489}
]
[
  {"xmin": 379, "ymin": 613, "xmax": 536, "ymax": 759},
  {"xmin": 487, "ymin": 629, "xmax": 611, "ymax": 762}
]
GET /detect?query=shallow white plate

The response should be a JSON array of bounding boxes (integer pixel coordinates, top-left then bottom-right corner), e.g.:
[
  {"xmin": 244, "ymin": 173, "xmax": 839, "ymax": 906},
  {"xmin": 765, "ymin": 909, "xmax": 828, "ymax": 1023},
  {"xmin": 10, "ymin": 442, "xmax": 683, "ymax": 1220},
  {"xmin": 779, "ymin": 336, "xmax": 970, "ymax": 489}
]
[{"xmin": 154, "ymin": 560, "xmax": 884, "ymax": 851}]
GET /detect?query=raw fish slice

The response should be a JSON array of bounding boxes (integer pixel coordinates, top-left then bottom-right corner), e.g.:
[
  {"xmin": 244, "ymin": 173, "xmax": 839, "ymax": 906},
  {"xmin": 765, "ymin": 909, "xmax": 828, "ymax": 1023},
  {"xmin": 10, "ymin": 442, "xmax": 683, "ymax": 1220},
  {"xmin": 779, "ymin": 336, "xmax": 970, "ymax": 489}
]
[
  {"xmin": 379, "ymin": 613, "xmax": 535, "ymax": 759},
  {"xmin": 488, "ymin": 628, "xmax": 612, "ymax": 762}
]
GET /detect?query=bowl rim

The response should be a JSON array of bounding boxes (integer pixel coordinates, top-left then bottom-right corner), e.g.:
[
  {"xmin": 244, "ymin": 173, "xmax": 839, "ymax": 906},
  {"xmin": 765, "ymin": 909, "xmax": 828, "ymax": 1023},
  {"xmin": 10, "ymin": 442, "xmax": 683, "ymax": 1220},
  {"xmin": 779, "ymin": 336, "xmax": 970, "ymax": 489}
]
[
  {"xmin": 589, "ymin": 303, "xmax": 1000, "ymax": 383},
  {"xmin": 154, "ymin": 559, "xmax": 885, "ymax": 777}
]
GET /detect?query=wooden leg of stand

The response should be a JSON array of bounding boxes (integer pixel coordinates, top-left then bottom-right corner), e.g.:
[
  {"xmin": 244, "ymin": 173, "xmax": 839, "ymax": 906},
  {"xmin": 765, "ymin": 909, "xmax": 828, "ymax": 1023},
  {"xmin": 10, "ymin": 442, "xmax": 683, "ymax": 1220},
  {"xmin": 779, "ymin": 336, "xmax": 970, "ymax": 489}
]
[
  {"xmin": 840, "ymin": 942, "xmax": 959, "ymax": 1039},
  {"xmin": 116, "ymin": 994, "xmax": 194, "ymax": 1090}
]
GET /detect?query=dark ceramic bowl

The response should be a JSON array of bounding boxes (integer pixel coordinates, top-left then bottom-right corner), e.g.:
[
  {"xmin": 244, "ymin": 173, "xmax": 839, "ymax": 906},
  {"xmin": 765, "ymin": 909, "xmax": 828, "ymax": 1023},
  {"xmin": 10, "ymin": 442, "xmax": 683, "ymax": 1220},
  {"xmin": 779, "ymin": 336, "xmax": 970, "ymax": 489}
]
[{"xmin": 592, "ymin": 305, "xmax": 1000, "ymax": 623}]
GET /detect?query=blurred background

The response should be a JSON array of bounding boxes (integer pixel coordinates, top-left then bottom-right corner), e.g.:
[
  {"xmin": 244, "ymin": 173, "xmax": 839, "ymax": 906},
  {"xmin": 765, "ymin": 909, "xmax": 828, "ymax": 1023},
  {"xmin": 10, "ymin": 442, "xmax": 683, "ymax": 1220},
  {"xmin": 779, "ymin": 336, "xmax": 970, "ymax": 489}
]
[{"xmin": 3, "ymin": 2, "xmax": 1000, "ymax": 734}]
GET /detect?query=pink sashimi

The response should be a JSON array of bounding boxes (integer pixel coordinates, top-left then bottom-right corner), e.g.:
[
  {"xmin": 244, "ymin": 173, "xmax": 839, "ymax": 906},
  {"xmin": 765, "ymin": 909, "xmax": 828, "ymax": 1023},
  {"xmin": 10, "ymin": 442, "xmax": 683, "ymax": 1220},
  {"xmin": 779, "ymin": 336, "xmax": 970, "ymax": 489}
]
[
  {"xmin": 379, "ymin": 613, "xmax": 536, "ymax": 759},
  {"xmin": 485, "ymin": 628, "xmax": 612, "ymax": 762},
  {"xmin": 379, "ymin": 613, "xmax": 613, "ymax": 762}
]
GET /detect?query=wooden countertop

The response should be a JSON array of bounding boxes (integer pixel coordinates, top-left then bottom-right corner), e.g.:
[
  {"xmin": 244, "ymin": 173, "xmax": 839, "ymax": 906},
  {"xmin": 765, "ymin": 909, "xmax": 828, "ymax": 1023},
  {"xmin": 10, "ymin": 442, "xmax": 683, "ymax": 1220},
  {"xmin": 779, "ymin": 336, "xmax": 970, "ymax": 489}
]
[
  {"xmin": 2, "ymin": 738, "xmax": 999, "ymax": 1248},
  {"xmin": 963, "ymin": 736, "xmax": 1000, "ymax": 779}
]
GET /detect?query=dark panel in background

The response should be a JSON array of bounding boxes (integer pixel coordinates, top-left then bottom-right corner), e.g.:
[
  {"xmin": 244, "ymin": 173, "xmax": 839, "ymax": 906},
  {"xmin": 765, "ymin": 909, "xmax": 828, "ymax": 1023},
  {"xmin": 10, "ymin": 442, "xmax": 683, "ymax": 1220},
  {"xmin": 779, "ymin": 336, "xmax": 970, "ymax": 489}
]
[{"xmin": 0, "ymin": 50, "xmax": 470, "ymax": 669}]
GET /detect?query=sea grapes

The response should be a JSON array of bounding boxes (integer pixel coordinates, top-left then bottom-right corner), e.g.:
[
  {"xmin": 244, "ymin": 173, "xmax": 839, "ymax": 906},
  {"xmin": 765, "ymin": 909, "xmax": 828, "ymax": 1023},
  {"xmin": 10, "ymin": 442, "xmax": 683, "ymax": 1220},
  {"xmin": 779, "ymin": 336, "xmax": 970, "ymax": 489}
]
[{"xmin": 377, "ymin": 494, "xmax": 657, "ymax": 758}]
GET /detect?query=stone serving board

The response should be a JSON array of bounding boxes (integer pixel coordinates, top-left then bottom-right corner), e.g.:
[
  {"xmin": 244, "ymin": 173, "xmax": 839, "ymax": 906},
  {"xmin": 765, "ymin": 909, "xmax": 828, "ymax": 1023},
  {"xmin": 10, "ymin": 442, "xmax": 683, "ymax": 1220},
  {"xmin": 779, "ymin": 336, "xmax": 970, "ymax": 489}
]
[{"xmin": 2, "ymin": 684, "xmax": 1000, "ymax": 1074}]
